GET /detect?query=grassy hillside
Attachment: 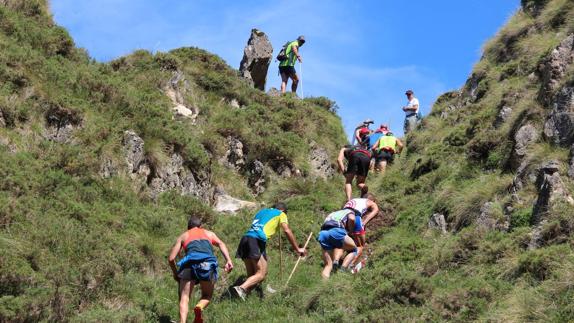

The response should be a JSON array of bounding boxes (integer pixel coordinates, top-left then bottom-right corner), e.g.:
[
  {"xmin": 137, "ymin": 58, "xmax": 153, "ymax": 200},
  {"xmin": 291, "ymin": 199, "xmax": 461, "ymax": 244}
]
[
  {"xmin": 2, "ymin": 0, "xmax": 574, "ymax": 322},
  {"xmin": 0, "ymin": 1, "xmax": 346, "ymax": 321}
]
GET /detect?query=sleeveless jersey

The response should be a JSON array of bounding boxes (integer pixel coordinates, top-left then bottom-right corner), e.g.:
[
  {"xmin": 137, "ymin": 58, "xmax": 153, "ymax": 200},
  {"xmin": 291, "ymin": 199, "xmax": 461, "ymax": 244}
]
[
  {"xmin": 177, "ymin": 228, "xmax": 217, "ymax": 268},
  {"xmin": 344, "ymin": 198, "xmax": 369, "ymax": 218}
]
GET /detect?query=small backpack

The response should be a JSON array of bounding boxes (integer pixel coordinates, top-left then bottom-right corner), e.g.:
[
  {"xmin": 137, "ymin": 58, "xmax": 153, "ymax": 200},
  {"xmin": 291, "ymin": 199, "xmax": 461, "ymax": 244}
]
[{"xmin": 276, "ymin": 41, "xmax": 291, "ymax": 61}]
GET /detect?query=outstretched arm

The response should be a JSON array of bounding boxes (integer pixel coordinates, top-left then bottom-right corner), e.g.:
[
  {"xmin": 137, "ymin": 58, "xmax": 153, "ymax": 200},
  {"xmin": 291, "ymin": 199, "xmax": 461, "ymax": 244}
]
[
  {"xmin": 281, "ymin": 222, "xmax": 306, "ymax": 256},
  {"xmin": 168, "ymin": 234, "xmax": 184, "ymax": 281},
  {"xmin": 362, "ymin": 200, "xmax": 380, "ymax": 227},
  {"xmin": 208, "ymin": 231, "xmax": 233, "ymax": 273}
]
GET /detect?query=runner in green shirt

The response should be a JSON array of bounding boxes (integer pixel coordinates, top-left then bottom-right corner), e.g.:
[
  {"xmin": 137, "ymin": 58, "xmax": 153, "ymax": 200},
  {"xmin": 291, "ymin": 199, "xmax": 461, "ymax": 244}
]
[{"xmin": 279, "ymin": 35, "xmax": 305, "ymax": 94}]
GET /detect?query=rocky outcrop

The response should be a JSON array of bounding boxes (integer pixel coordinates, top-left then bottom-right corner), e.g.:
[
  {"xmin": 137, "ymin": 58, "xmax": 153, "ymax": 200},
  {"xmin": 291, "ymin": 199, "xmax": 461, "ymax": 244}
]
[
  {"xmin": 428, "ymin": 213, "xmax": 447, "ymax": 234},
  {"xmin": 462, "ymin": 71, "xmax": 488, "ymax": 104},
  {"xmin": 213, "ymin": 187, "xmax": 257, "ymax": 214},
  {"xmin": 44, "ymin": 105, "xmax": 82, "ymax": 143},
  {"xmin": 221, "ymin": 136, "xmax": 246, "ymax": 170},
  {"xmin": 165, "ymin": 71, "xmax": 198, "ymax": 122},
  {"xmin": 511, "ymin": 157, "xmax": 538, "ymax": 193},
  {"xmin": 529, "ymin": 160, "xmax": 574, "ymax": 248},
  {"xmin": 247, "ymin": 160, "xmax": 266, "ymax": 194},
  {"xmin": 309, "ymin": 141, "xmax": 335, "ymax": 178},
  {"xmin": 538, "ymin": 34, "xmax": 574, "ymax": 104},
  {"xmin": 148, "ymin": 153, "xmax": 211, "ymax": 201},
  {"xmin": 239, "ymin": 29, "xmax": 273, "ymax": 91},
  {"xmin": 511, "ymin": 124, "xmax": 539, "ymax": 168},
  {"xmin": 531, "ymin": 160, "xmax": 574, "ymax": 224},
  {"xmin": 123, "ymin": 130, "xmax": 146, "ymax": 174},
  {"xmin": 543, "ymin": 85, "xmax": 574, "ymax": 146},
  {"xmin": 122, "ymin": 130, "xmax": 211, "ymax": 201},
  {"xmin": 476, "ymin": 202, "xmax": 509, "ymax": 232}
]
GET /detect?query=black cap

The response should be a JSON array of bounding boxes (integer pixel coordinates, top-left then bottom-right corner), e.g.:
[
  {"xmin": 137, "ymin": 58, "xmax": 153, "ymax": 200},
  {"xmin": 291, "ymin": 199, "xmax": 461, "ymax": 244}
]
[{"xmin": 405, "ymin": 89, "xmax": 414, "ymax": 95}]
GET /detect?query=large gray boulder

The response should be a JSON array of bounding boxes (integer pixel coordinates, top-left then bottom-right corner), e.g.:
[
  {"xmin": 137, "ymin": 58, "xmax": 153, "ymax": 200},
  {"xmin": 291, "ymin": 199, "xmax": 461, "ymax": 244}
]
[
  {"xmin": 543, "ymin": 85, "xmax": 574, "ymax": 146},
  {"xmin": 538, "ymin": 34, "xmax": 574, "ymax": 105},
  {"xmin": 239, "ymin": 29, "xmax": 273, "ymax": 91}
]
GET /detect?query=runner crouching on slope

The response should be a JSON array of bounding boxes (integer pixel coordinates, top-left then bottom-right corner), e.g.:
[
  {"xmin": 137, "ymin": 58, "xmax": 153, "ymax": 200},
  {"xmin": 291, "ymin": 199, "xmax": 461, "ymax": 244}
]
[
  {"xmin": 233, "ymin": 203, "xmax": 306, "ymax": 300},
  {"xmin": 317, "ymin": 208, "xmax": 357, "ymax": 279},
  {"xmin": 338, "ymin": 129, "xmax": 372, "ymax": 201},
  {"xmin": 168, "ymin": 216, "xmax": 234, "ymax": 323},
  {"xmin": 341, "ymin": 193, "xmax": 379, "ymax": 269}
]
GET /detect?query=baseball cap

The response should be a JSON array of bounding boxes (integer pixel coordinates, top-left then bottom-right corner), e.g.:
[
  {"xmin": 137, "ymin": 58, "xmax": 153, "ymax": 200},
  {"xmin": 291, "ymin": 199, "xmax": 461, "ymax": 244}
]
[{"xmin": 405, "ymin": 90, "xmax": 414, "ymax": 95}]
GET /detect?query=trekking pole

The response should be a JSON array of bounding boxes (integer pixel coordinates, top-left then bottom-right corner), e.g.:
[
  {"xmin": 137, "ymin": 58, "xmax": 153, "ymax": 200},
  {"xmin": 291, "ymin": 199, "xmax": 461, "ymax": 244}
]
[
  {"xmin": 299, "ymin": 63, "xmax": 304, "ymax": 99},
  {"xmin": 284, "ymin": 232, "xmax": 313, "ymax": 289},
  {"xmin": 279, "ymin": 231, "xmax": 284, "ymax": 282}
]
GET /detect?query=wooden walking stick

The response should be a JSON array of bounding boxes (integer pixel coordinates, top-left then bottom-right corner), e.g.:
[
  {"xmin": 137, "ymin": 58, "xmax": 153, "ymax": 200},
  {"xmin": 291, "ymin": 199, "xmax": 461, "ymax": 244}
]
[
  {"xmin": 284, "ymin": 232, "xmax": 313, "ymax": 289},
  {"xmin": 279, "ymin": 231, "xmax": 284, "ymax": 282}
]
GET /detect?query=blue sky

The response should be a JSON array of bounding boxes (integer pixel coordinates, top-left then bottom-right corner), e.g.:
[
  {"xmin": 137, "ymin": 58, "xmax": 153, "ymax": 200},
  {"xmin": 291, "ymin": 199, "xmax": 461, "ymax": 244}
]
[{"xmin": 50, "ymin": 0, "xmax": 520, "ymax": 138}]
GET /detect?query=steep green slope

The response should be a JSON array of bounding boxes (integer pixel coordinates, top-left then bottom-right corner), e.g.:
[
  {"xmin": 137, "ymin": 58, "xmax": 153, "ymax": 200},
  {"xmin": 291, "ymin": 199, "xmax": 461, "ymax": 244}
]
[
  {"xmin": 2, "ymin": 0, "xmax": 574, "ymax": 322},
  {"xmin": 0, "ymin": 1, "xmax": 345, "ymax": 321}
]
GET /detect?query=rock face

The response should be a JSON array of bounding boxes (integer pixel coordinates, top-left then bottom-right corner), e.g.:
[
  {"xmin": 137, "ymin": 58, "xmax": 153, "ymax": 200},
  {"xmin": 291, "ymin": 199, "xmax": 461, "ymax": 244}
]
[
  {"xmin": 213, "ymin": 188, "xmax": 257, "ymax": 214},
  {"xmin": 538, "ymin": 34, "xmax": 574, "ymax": 104},
  {"xmin": 529, "ymin": 160, "xmax": 574, "ymax": 248},
  {"xmin": 428, "ymin": 213, "xmax": 447, "ymax": 234},
  {"xmin": 247, "ymin": 160, "xmax": 266, "ymax": 194},
  {"xmin": 148, "ymin": 153, "xmax": 211, "ymax": 201},
  {"xmin": 309, "ymin": 141, "xmax": 335, "ymax": 178},
  {"xmin": 122, "ymin": 130, "xmax": 211, "ymax": 201},
  {"xmin": 123, "ymin": 130, "xmax": 146, "ymax": 174},
  {"xmin": 44, "ymin": 106, "xmax": 82, "ymax": 143},
  {"xmin": 511, "ymin": 124, "xmax": 539, "ymax": 168},
  {"xmin": 239, "ymin": 29, "xmax": 273, "ymax": 91},
  {"xmin": 476, "ymin": 202, "xmax": 509, "ymax": 232},
  {"xmin": 544, "ymin": 85, "xmax": 574, "ymax": 146},
  {"xmin": 165, "ymin": 71, "xmax": 198, "ymax": 122},
  {"xmin": 221, "ymin": 137, "xmax": 246, "ymax": 170}
]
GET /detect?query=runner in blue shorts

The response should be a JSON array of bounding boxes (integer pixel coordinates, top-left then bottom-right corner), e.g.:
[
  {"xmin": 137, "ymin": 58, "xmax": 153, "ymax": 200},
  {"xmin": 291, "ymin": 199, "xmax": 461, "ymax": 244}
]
[{"xmin": 317, "ymin": 209, "xmax": 358, "ymax": 279}]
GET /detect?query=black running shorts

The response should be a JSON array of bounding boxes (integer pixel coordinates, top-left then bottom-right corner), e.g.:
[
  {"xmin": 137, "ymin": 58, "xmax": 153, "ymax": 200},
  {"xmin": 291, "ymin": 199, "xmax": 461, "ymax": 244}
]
[
  {"xmin": 345, "ymin": 152, "xmax": 370, "ymax": 177},
  {"xmin": 375, "ymin": 150, "xmax": 394, "ymax": 163},
  {"xmin": 235, "ymin": 236, "xmax": 267, "ymax": 260},
  {"xmin": 279, "ymin": 66, "xmax": 297, "ymax": 78}
]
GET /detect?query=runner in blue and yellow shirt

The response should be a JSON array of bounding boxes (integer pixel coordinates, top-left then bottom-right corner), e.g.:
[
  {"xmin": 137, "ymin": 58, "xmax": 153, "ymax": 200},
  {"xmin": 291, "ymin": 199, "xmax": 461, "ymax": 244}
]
[{"xmin": 232, "ymin": 202, "xmax": 306, "ymax": 300}]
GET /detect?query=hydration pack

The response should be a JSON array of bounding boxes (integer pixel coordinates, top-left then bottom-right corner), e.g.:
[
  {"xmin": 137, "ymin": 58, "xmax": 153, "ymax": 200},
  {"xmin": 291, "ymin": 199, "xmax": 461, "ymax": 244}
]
[{"xmin": 276, "ymin": 41, "xmax": 291, "ymax": 61}]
